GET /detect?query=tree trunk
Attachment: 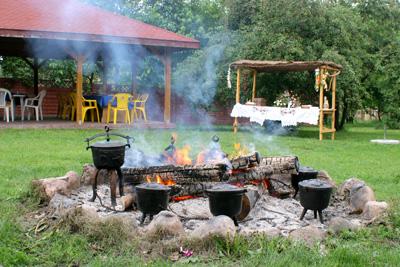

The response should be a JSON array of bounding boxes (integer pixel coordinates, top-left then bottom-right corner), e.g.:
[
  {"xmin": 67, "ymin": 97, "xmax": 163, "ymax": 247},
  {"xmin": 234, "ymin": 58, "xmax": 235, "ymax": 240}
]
[{"xmin": 338, "ymin": 101, "xmax": 348, "ymax": 130}]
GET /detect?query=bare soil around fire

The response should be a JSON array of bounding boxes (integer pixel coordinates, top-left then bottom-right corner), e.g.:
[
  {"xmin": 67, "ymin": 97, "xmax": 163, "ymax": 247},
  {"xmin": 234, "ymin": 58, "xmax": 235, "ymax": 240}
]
[{"xmin": 1, "ymin": 122, "xmax": 400, "ymax": 266}]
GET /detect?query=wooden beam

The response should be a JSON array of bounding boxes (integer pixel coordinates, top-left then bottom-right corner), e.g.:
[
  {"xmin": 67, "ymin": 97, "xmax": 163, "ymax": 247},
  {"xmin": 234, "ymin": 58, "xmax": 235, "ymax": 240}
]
[
  {"xmin": 252, "ymin": 70, "xmax": 257, "ymax": 101},
  {"xmin": 318, "ymin": 68, "xmax": 324, "ymax": 140},
  {"xmin": 331, "ymin": 74, "xmax": 337, "ymax": 140},
  {"xmin": 75, "ymin": 56, "xmax": 85, "ymax": 124},
  {"xmin": 233, "ymin": 68, "xmax": 241, "ymax": 133},
  {"xmin": 164, "ymin": 50, "xmax": 172, "ymax": 123}
]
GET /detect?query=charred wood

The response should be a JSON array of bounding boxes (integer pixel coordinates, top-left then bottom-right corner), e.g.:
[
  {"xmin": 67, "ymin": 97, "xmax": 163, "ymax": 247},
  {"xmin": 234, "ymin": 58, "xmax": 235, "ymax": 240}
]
[
  {"xmin": 230, "ymin": 152, "xmax": 260, "ymax": 170},
  {"xmin": 261, "ymin": 156, "xmax": 299, "ymax": 174},
  {"xmin": 237, "ymin": 188, "xmax": 261, "ymax": 221},
  {"xmin": 122, "ymin": 164, "xmax": 227, "ymax": 185}
]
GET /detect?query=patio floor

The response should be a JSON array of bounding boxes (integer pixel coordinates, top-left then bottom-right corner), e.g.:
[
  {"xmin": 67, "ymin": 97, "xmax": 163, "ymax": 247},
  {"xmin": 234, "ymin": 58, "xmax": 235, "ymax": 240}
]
[{"xmin": 0, "ymin": 118, "xmax": 176, "ymax": 129}]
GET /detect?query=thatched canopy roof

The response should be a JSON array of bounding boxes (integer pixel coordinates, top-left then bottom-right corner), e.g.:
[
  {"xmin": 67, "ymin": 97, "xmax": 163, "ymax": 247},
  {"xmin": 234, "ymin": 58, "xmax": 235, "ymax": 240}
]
[{"xmin": 231, "ymin": 60, "xmax": 342, "ymax": 72}]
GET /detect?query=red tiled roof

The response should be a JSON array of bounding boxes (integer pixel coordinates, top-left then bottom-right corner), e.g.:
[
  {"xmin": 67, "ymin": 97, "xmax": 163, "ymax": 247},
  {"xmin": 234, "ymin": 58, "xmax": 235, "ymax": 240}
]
[{"xmin": 0, "ymin": 0, "xmax": 199, "ymax": 48}]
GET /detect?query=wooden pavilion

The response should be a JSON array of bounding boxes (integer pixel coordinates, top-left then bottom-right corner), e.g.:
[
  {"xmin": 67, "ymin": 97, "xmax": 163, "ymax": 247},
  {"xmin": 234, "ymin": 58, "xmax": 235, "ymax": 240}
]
[
  {"xmin": 230, "ymin": 60, "xmax": 342, "ymax": 140},
  {"xmin": 0, "ymin": 0, "xmax": 200, "ymax": 124}
]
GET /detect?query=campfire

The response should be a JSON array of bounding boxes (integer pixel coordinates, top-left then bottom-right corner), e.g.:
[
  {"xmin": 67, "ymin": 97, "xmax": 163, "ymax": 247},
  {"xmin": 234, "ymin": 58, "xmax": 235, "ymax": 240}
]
[
  {"xmin": 119, "ymin": 134, "xmax": 301, "ymax": 224},
  {"xmin": 31, "ymin": 129, "xmax": 389, "ymax": 244}
]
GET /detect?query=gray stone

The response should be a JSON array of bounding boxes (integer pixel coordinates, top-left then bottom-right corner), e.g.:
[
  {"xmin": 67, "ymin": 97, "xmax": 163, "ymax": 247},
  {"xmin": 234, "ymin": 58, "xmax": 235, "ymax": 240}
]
[
  {"xmin": 337, "ymin": 178, "xmax": 375, "ymax": 213},
  {"xmin": 337, "ymin": 178, "xmax": 365, "ymax": 200},
  {"xmin": 362, "ymin": 201, "xmax": 388, "ymax": 221},
  {"xmin": 289, "ymin": 225, "xmax": 326, "ymax": 245},
  {"xmin": 328, "ymin": 217, "xmax": 359, "ymax": 234},
  {"xmin": 191, "ymin": 215, "xmax": 236, "ymax": 239},
  {"xmin": 81, "ymin": 164, "xmax": 96, "ymax": 186},
  {"xmin": 48, "ymin": 193, "xmax": 78, "ymax": 217},
  {"xmin": 349, "ymin": 185, "xmax": 375, "ymax": 213},
  {"xmin": 32, "ymin": 176, "xmax": 71, "ymax": 202},
  {"xmin": 145, "ymin": 211, "xmax": 184, "ymax": 237},
  {"xmin": 317, "ymin": 170, "xmax": 336, "ymax": 188},
  {"xmin": 66, "ymin": 171, "xmax": 80, "ymax": 190}
]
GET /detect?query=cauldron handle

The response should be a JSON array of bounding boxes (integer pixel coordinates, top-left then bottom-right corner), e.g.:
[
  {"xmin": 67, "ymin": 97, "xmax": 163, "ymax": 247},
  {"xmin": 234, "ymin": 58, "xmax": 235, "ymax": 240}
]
[{"xmin": 85, "ymin": 133, "xmax": 134, "ymax": 150}]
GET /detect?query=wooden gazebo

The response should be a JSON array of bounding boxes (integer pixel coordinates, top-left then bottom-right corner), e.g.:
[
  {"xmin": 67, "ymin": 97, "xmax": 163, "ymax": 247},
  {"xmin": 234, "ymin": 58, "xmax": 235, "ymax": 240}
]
[
  {"xmin": 230, "ymin": 60, "xmax": 342, "ymax": 140},
  {"xmin": 0, "ymin": 0, "xmax": 200, "ymax": 124}
]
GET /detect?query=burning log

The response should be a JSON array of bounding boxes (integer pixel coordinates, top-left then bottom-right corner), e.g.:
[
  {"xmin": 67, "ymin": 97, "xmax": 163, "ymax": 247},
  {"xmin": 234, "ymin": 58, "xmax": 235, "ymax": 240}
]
[
  {"xmin": 268, "ymin": 176, "xmax": 293, "ymax": 199},
  {"xmin": 237, "ymin": 187, "xmax": 261, "ymax": 221},
  {"xmin": 170, "ymin": 182, "xmax": 221, "ymax": 199},
  {"xmin": 230, "ymin": 152, "xmax": 260, "ymax": 170},
  {"xmin": 122, "ymin": 164, "xmax": 227, "ymax": 185},
  {"xmin": 261, "ymin": 156, "xmax": 299, "ymax": 174},
  {"xmin": 228, "ymin": 166, "xmax": 273, "ymax": 183}
]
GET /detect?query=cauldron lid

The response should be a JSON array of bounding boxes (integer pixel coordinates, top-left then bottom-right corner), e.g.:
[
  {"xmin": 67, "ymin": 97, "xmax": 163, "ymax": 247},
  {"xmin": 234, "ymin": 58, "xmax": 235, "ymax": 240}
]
[
  {"xmin": 91, "ymin": 140, "xmax": 125, "ymax": 148},
  {"xmin": 136, "ymin": 182, "xmax": 171, "ymax": 191},
  {"xmin": 299, "ymin": 179, "xmax": 332, "ymax": 189},
  {"xmin": 206, "ymin": 183, "xmax": 246, "ymax": 193}
]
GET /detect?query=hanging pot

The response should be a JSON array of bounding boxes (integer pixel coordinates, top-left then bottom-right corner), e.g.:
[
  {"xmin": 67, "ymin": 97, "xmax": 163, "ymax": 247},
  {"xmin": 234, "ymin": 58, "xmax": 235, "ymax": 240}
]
[{"xmin": 85, "ymin": 126, "xmax": 133, "ymax": 169}]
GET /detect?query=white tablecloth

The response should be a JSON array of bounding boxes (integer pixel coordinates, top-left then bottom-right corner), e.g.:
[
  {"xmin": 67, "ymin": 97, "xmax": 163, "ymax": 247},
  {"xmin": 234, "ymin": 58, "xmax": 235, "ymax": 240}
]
[{"xmin": 230, "ymin": 103, "xmax": 320, "ymax": 127}]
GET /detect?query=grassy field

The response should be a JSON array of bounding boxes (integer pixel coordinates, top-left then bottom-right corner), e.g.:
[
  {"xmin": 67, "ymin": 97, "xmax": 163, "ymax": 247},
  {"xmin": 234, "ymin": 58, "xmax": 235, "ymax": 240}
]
[{"xmin": 0, "ymin": 122, "xmax": 400, "ymax": 266}]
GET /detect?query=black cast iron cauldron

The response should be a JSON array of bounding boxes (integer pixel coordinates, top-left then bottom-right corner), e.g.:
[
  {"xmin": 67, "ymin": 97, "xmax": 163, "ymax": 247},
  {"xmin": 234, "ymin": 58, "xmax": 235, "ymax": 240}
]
[
  {"xmin": 85, "ymin": 126, "xmax": 133, "ymax": 169},
  {"xmin": 298, "ymin": 179, "xmax": 332, "ymax": 224},
  {"xmin": 86, "ymin": 126, "xmax": 133, "ymax": 207},
  {"xmin": 206, "ymin": 184, "xmax": 247, "ymax": 226},
  {"xmin": 136, "ymin": 183, "xmax": 171, "ymax": 224},
  {"xmin": 291, "ymin": 166, "xmax": 319, "ymax": 198}
]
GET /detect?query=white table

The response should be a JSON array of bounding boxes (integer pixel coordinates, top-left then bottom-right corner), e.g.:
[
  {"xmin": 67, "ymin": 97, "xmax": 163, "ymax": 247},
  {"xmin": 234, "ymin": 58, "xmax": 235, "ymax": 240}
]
[{"xmin": 230, "ymin": 103, "xmax": 320, "ymax": 127}]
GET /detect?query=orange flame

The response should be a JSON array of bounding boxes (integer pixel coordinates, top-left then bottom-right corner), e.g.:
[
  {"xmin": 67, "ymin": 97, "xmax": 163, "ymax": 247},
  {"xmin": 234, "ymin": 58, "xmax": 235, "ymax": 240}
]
[
  {"xmin": 195, "ymin": 151, "xmax": 206, "ymax": 165},
  {"xmin": 175, "ymin": 144, "xmax": 192, "ymax": 165},
  {"xmin": 146, "ymin": 174, "xmax": 176, "ymax": 186},
  {"xmin": 230, "ymin": 142, "xmax": 250, "ymax": 159}
]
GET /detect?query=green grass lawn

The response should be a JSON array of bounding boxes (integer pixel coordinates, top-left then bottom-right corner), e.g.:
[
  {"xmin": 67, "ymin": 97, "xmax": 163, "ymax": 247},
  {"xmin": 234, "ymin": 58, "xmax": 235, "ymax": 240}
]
[{"xmin": 0, "ymin": 123, "xmax": 400, "ymax": 266}]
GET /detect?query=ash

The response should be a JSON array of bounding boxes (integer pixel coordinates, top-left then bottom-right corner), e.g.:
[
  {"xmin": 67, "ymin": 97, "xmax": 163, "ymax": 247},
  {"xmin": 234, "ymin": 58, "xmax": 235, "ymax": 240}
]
[{"xmin": 70, "ymin": 185, "xmax": 363, "ymax": 236}]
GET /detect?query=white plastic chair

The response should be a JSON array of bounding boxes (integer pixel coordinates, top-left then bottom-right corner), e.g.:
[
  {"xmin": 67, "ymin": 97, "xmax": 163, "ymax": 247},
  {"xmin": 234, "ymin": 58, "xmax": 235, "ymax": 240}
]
[
  {"xmin": 23, "ymin": 90, "xmax": 47, "ymax": 121},
  {"xmin": 0, "ymin": 88, "xmax": 14, "ymax": 122}
]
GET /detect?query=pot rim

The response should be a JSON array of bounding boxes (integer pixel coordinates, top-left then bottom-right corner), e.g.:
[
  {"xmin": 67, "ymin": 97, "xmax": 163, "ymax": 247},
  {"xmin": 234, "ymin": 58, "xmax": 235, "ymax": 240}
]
[{"xmin": 90, "ymin": 141, "xmax": 126, "ymax": 148}]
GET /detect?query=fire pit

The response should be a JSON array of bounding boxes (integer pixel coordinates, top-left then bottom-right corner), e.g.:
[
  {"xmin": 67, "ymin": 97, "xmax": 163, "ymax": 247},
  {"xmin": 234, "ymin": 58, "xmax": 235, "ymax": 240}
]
[
  {"xmin": 136, "ymin": 182, "xmax": 171, "ymax": 224},
  {"xmin": 206, "ymin": 184, "xmax": 247, "ymax": 226},
  {"xmin": 298, "ymin": 179, "xmax": 332, "ymax": 223}
]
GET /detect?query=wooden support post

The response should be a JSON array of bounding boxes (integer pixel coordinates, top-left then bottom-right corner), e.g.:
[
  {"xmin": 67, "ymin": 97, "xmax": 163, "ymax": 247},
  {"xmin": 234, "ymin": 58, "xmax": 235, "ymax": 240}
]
[
  {"xmin": 252, "ymin": 70, "xmax": 257, "ymax": 101},
  {"xmin": 23, "ymin": 58, "xmax": 48, "ymax": 95},
  {"xmin": 319, "ymin": 68, "xmax": 324, "ymax": 141},
  {"xmin": 233, "ymin": 68, "xmax": 241, "ymax": 133},
  {"xmin": 331, "ymin": 75, "xmax": 337, "ymax": 140},
  {"xmin": 164, "ymin": 50, "xmax": 172, "ymax": 123},
  {"xmin": 75, "ymin": 56, "xmax": 85, "ymax": 124}
]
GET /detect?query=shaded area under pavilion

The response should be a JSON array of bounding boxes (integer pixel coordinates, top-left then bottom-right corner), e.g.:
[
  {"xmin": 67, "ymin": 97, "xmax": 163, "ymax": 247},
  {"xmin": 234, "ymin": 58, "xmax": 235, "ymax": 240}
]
[{"xmin": 0, "ymin": 0, "xmax": 200, "ymax": 125}]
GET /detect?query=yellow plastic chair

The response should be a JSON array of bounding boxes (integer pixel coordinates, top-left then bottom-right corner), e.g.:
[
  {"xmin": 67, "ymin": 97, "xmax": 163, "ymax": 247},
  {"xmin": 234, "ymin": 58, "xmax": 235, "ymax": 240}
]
[
  {"xmin": 81, "ymin": 96, "xmax": 100, "ymax": 123},
  {"xmin": 107, "ymin": 93, "xmax": 132, "ymax": 124},
  {"xmin": 132, "ymin": 93, "xmax": 148, "ymax": 121}
]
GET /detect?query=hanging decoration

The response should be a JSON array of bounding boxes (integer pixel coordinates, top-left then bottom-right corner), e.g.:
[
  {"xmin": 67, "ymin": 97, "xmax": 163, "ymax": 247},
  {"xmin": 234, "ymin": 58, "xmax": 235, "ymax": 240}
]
[{"xmin": 314, "ymin": 68, "xmax": 320, "ymax": 92}]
